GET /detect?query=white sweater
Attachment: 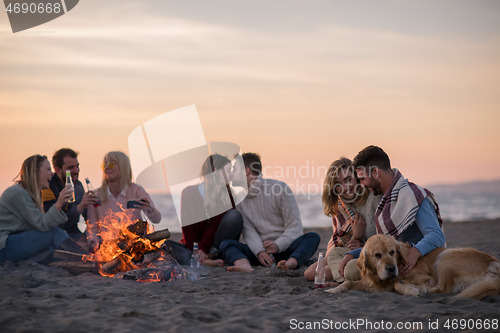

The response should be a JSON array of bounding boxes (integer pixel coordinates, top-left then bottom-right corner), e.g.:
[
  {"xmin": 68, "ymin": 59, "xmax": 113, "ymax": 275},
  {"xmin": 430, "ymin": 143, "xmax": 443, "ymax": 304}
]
[{"xmin": 236, "ymin": 176, "xmax": 303, "ymax": 256}]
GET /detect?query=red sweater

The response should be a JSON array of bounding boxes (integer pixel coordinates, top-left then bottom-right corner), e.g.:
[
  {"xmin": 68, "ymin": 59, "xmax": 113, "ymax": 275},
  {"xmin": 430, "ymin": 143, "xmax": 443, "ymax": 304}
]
[{"xmin": 179, "ymin": 185, "xmax": 226, "ymax": 253}]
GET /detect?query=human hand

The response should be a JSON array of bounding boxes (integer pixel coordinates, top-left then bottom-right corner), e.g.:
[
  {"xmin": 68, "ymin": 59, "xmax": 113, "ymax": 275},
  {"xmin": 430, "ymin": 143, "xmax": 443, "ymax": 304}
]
[
  {"xmin": 398, "ymin": 247, "xmax": 421, "ymax": 276},
  {"xmin": 77, "ymin": 191, "xmax": 97, "ymax": 213},
  {"xmin": 134, "ymin": 198, "xmax": 153, "ymax": 214},
  {"xmin": 198, "ymin": 249, "xmax": 207, "ymax": 262},
  {"xmin": 338, "ymin": 253, "xmax": 354, "ymax": 278},
  {"xmin": 348, "ymin": 239, "xmax": 363, "ymax": 250},
  {"xmin": 55, "ymin": 186, "xmax": 74, "ymax": 211},
  {"xmin": 263, "ymin": 240, "xmax": 279, "ymax": 254},
  {"xmin": 351, "ymin": 213, "xmax": 366, "ymax": 240},
  {"xmin": 257, "ymin": 251, "xmax": 274, "ymax": 267}
]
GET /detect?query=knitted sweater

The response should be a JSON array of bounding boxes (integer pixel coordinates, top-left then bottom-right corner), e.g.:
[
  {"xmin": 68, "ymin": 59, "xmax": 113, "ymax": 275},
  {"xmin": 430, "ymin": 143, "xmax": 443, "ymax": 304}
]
[
  {"xmin": 236, "ymin": 176, "xmax": 303, "ymax": 256},
  {"xmin": 0, "ymin": 184, "xmax": 68, "ymax": 250},
  {"xmin": 86, "ymin": 183, "xmax": 161, "ymax": 246}
]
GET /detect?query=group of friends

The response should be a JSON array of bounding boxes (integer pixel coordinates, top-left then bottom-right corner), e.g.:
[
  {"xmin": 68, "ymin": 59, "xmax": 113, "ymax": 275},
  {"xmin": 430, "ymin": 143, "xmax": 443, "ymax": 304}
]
[{"xmin": 0, "ymin": 145, "xmax": 445, "ymax": 286}]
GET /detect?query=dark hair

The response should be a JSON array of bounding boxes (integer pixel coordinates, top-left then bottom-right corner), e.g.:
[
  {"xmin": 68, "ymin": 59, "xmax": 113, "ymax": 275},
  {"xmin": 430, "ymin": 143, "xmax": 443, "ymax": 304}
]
[
  {"xmin": 52, "ymin": 148, "xmax": 78, "ymax": 169},
  {"xmin": 242, "ymin": 153, "xmax": 262, "ymax": 176},
  {"xmin": 353, "ymin": 145, "xmax": 391, "ymax": 172}
]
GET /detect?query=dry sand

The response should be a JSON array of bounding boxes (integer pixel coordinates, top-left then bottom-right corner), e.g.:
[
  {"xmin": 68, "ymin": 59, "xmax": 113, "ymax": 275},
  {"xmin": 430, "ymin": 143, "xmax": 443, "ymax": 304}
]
[{"xmin": 1, "ymin": 220, "xmax": 499, "ymax": 333}]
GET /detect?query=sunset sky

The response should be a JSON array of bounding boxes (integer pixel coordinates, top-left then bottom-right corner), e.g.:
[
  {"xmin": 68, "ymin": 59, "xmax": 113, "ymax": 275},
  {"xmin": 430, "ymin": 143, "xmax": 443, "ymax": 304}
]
[{"xmin": 1, "ymin": 1, "xmax": 499, "ymax": 194}]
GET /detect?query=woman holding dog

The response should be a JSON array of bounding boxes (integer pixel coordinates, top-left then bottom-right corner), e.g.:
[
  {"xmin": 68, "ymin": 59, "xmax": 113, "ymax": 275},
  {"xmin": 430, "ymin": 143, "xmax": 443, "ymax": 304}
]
[
  {"xmin": 86, "ymin": 151, "xmax": 161, "ymax": 252},
  {"xmin": 304, "ymin": 157, "xmax": 381, "ymax": 285}
]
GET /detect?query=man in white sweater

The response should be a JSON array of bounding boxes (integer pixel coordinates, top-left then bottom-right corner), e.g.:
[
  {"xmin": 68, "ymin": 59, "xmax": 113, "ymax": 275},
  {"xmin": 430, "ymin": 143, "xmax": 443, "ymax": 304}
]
[{"xmin": 221, "ymin": 153, "xmax": 320, "ymax": 272}]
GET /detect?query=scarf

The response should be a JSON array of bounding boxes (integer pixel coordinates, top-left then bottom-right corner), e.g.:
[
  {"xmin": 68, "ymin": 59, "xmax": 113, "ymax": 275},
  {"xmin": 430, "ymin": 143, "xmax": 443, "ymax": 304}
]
[{"xmin": 374, "ymin": 169, "xmax": 442, "ymax": 237}]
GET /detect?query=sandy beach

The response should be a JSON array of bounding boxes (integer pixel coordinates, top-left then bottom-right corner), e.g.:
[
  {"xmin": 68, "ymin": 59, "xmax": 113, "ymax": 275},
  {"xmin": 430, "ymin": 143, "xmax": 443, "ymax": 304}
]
[{"xmin": 1, "ymin": 219, "xmax": 499, "ymax": 333}]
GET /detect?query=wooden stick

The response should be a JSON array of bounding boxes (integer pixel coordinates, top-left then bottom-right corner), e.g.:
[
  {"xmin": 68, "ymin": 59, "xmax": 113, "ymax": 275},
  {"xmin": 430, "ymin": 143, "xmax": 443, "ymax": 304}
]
[{"xmin": 144, "ymin": 229, "xmax": 170, "ymax": 242}]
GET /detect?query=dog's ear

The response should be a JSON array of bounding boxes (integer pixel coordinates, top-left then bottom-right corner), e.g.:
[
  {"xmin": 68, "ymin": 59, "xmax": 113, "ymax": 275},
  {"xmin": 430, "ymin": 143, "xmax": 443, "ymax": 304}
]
[
  {"xmin": 396, "ymin": 242, "xmax": 406, "ymax": 267},
  {"xmin": 357, "ymin": 248, "xmax": 370, "ymax": 276}
]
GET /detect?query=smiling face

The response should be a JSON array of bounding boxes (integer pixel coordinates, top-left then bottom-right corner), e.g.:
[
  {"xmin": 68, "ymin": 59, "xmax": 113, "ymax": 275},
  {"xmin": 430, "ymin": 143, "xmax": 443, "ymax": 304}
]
[
  {"xmin": 38, "ymin": 159, "xmax": 54, "ymax": 190},
  {"xmin": 103, "ymin": 157, "xmax": 120, "ymax": 183},
  {"xmin": 61, "ymin": 156, "xmax": 80, "ymax": 182},
  {"xmin": 333, "ymin": 167, "xmax": 357, "ymax": 201},
  {"xmin": 356, "ymin": 167, "xmax": 384, "ymax": 196}
]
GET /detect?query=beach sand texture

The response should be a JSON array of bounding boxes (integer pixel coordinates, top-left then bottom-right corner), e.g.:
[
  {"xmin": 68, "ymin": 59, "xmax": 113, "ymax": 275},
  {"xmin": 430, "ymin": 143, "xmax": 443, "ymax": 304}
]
[{"xmin": 1, "ymin": 220, "xmax": 499, "ymax": 333}]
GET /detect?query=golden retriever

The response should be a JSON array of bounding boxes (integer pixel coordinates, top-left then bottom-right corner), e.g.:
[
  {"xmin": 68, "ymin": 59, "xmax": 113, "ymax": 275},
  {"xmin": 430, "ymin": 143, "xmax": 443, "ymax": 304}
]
[{"xmin": 325, "ymin": 234, "xmax": 500, "ymax": 300}]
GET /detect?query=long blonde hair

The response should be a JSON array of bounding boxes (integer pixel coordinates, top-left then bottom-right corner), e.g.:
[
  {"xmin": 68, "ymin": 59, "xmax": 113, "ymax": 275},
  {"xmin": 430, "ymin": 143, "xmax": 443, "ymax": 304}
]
[
  {"xmin": 14, "ymin": 154, "xmax": 48, "ymax": 212},
  {"xmin": 98, "ymin": 151, "xmax": 133, "ymax": 202},
  {"xmin": 201, "ymin": 154, "xmax": 232, "ymax": 213},
  {"xmin": 322, "ymin": 157, "xmax": 368, "ymax": 217}
]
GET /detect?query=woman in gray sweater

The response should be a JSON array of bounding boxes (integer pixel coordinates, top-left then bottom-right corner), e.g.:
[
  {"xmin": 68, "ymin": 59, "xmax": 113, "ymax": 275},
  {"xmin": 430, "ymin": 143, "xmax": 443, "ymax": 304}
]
[{"xmin": 0, "ymin": 154, "xmax": 87, "ymax": 264}]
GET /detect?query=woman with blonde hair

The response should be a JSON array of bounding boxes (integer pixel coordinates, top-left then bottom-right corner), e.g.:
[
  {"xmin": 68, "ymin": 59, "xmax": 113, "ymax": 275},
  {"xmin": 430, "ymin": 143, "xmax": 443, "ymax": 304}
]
[
  {"xmin": 0, "ymin": 154, "xmax": 87, "ymax": 264},
  {"xmin": 304, "ymin": 157, "xmax": 380, "ymax": 284},
  {"xmin": 86, "ymin": 151, "xmax": 161, "ymax": 252},
  {"xmin": 172, "ymin": 153, "xmax": 243, "ymax": 266}
]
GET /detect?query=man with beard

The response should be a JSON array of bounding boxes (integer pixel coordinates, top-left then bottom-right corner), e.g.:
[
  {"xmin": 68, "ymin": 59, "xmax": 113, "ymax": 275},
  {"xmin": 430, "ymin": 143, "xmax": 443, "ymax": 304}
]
[
  {"xmin": 42, "ymin": 148, "xmax": 96, "ymax": 248},
  {"xmin": 338, "ymin": 146, "xmax": 445, "ymax": 280},
  {"xmin": 221, "ymin": 153, "xmax": 320, "ymax": 272}
]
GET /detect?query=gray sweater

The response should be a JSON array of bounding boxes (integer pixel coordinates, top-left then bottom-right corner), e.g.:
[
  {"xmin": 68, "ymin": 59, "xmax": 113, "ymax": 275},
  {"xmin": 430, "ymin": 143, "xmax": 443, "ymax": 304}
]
[
  {"xmin": 0, "ymin": 184, "xmax": 67, "ymax": 250},
  {"xmin": 236, "ymin": 176, "xmax": 303, "ymax": 256}
]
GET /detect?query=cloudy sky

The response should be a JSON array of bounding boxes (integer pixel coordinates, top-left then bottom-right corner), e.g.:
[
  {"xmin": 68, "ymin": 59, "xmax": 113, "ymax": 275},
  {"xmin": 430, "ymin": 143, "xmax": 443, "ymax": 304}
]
[{"xmin": 1, "ymin": 0, "xmax": 499, "ymax": 193}]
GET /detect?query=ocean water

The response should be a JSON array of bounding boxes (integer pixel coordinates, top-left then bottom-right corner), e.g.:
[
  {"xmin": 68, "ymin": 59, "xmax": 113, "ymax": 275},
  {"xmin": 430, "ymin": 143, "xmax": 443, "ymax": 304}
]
[{"xmin": 146, "ymin": 192, "xmax": 500, "ymax": 233}]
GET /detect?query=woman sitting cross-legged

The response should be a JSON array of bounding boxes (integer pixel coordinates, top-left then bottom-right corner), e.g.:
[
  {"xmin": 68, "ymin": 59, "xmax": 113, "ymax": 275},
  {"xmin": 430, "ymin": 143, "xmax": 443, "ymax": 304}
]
[{"xmin": 0, "ymin": 154, "xmax": 88, "ymax": 265}]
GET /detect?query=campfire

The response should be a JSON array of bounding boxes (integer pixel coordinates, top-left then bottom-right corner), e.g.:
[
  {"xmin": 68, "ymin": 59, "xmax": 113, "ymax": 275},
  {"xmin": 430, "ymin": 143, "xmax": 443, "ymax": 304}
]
[{"xmin": 82, "ymin": 209, "xmax": 191, "ymax": 283}]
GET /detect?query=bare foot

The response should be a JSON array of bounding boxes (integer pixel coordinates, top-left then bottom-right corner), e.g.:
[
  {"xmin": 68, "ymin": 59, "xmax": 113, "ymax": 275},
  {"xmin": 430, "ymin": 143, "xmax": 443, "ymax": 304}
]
[
  {"xmin": 201, "ymin": 259, "xmax": 224, "ymax": 267},
  {"xmin": 277, "ymin": 258, "xmax": 298, "ymax": 271},
  {"xmin": 227, "ymin": 258, "xmax": 254, "ymax": 273},
  {"xmin": 324, "ymin": 281, "xmax": 339, "ymax": 288}
]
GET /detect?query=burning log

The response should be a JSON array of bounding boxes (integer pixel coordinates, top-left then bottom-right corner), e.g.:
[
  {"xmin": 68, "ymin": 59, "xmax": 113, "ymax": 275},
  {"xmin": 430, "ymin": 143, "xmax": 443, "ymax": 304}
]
[
  {"xmin": 144, "ymin": 229, "xmax": 171, "ymax": 242},
  {"xmin": 97, "ymin": 223, "xmax": 171, "ymax": 276}
]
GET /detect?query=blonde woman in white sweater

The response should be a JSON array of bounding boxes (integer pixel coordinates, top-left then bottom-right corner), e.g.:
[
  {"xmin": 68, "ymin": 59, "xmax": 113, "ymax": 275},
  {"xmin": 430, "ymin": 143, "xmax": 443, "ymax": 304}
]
[{"xmin": 303, "ymin": 157, "xmax": 380, "ymax": 285}]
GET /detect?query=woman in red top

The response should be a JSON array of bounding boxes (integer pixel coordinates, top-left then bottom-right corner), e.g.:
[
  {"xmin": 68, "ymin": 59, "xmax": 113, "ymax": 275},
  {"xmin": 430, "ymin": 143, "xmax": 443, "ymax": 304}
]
[{"xmin": 170, "ymin": 154, "xmax": 243, "ymax": 267}]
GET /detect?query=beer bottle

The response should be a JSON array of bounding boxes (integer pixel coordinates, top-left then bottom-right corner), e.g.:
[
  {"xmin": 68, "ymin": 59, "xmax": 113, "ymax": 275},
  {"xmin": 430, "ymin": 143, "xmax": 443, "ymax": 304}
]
[
  {"xmin": 85, "ymin": 178, "xmax": 101, "ymax": 207},
  {"xmin": 65, "ymin": 170, "xmax": 75, "ymax": 203},
  {"xmin": 191, "ymin": 242, "xmax": 200, "ymax": 268},
  {"xmin": 314, "ymin": 252, "xmax": 326, "ymax": 289}
]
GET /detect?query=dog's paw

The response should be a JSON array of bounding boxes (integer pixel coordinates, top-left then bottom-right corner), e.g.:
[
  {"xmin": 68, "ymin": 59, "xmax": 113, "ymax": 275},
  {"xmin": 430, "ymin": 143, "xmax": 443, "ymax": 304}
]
[
  {"xmin": 325, "ymin": 284, "xmax": 349, "ymax": 294},
  {"xmin": 395, "ymin": 283, "xmax": 421, "ymax": 297}
]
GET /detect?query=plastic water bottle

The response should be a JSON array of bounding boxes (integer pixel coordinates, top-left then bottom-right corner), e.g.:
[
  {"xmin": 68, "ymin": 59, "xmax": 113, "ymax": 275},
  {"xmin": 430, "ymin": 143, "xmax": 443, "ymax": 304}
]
[
  {"xmin": 85, "ymin": 178, "xmax": 101, "ymax": 207},
  {"xmin": 65, "ymin": 170, "xmax": 75, "ymax": 203},
  {"xmin": 269, "ymin": 254, "xmax": 276, "ymax": 268},
  {"xmin": 191, "ymin": 242, "xmax": 200, "ymax": 268},
  {"xmin": 314, "ymin": 252, "xmax": 325, "ymax": 289}
]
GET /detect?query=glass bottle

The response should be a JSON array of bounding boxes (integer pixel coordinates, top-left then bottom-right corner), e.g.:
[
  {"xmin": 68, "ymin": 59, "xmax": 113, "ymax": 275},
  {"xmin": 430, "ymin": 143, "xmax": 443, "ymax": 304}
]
[
  {"xmin": 191, "ymin": 242, "xmax": 200, "ymax": 268},
  {"xmin": 65, "ymin": 170, "xmax": 75, "ymax": 203},
  {"xmin": 314, "ymin": 252, "xmax": 325, "ymax": 289},
  {"xmin": 85, "ymin": 178, "xmax": 101, "ymax": 207}
]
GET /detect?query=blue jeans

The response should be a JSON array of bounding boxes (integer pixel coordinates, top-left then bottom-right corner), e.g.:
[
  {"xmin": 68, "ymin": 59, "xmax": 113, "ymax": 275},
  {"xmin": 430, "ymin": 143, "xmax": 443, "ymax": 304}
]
[
  {"xmin": 170, "ymin": 209, "xmax": 243, "ymax": 265},
  {"xmin": 210, "ymin": 209, "xmax": 243, "ymax": 256},
  {"xmin": 0, "ymin": 227, "xmax": 70, "ymax": 264},
  {"xmin": 220, "ymin": 232, "xmax": 320, "ymax": 269}
]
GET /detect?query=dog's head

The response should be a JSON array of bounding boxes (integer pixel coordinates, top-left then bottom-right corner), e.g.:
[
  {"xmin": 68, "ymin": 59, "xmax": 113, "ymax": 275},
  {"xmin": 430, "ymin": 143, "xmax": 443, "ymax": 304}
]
[{"xmin": 357, "ymin": 234, "xmax": 406, "ymax": 281}]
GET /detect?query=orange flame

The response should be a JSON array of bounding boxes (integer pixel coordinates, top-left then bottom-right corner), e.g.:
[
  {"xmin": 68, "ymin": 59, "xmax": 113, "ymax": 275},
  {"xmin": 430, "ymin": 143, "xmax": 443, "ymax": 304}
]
[{"xmin": 84, "ymin": 207, "xmax": 167, "ymax": 279}]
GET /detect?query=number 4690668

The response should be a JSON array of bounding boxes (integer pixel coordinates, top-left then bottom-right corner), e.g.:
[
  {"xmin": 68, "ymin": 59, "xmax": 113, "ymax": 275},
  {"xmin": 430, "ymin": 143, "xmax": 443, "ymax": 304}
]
[{"xmin": 5, "ymin": 2, "xmax": 62, "ymax": 14}]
